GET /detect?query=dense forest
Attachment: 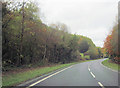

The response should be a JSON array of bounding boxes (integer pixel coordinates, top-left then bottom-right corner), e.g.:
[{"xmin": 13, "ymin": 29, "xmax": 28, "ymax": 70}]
[{"xmin": 2, "ymin": 1, "xmax": 102, "ymax": 70}]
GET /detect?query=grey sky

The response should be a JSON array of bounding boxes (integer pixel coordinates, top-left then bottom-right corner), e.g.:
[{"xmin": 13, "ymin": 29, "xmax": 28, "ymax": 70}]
[{"xmin": 35, "ymin": 0, "xmax": 119, "ymax": 47}]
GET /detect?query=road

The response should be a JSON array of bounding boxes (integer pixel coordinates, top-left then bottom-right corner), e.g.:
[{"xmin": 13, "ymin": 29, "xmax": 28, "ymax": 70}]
[{"xmin": 19, "ymin": 58, "xmax": 119, "ymax": 88}]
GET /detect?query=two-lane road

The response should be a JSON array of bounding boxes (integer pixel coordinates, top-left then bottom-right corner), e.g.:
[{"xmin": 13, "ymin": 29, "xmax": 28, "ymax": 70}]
[{"xmin": 20, "ymin": 59, "xmax": 119, "ymax": 88}]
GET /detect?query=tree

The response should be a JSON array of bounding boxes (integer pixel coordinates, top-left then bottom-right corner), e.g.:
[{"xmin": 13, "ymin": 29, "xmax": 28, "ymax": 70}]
[
  {"xmin": 104, "ymin": 22, "xmax": 120, "ymax": 63},
  {"xmin": 2, "ymin": 1, "xmax": 101, "ymax": 70},
  {"xmin": 78, "ymin": 39, "xmax": 89, "ymax": 53},
  {"xmin": 97, "ymin": 47, "xmax": 103, "ymax": 58}
]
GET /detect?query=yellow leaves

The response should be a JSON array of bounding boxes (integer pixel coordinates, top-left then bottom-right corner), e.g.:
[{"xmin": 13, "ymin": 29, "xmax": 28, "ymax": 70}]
[
  {"xmin": 78, "ymin": 38, "xmax": 82, "ymax": 44},
  {"xmin": 30, "ymin": 32, "xmax": 35, "ymax": 36}
]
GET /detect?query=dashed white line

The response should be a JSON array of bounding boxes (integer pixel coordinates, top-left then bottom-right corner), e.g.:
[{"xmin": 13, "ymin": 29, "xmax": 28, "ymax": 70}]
[
  {"xmin": 88, "ymin": 63, "xmax": 105, "ymax": 88},
  {"xmin": 88, "ymin": 67, "xmax": 90, "ymax": 71},
  {"xmin": 98, "ymin": 82, "xmax": 105, "ymax": 88},
  {"xmin": 88, "ymin": 66, "xmax": 95, "ymax": 78},
  {"xmin": 26, "ymin": 65, "xmax": 73, "ymax": 88},
  {"xmin": 90, "ymin": 72, "xmax": 95, "ymax": 78}
]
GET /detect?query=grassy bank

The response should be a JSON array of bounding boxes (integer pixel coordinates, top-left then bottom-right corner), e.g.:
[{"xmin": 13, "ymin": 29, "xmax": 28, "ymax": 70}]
[
  {"xmin": 2, "ymin": 59, "xmax": 100, "ymax": 86},
  {"xmin": 2, "ymin": 62, "xmax": 75, "ymax": 86},
  {"xmin": 102, "ymin": 59, "xmax": 120, "ymax": 71}
]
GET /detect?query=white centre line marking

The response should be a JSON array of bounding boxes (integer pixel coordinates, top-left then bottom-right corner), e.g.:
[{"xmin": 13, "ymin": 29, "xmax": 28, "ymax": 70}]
[
  {"xmin": 98, "ymin": 82, "xmax": 105, "ymax": 88},
  {"xmin": 26, "ymin": 65, "xmax": 73, "ymax": 88},
  {"xmin": 88, "ymin": 67, "xmax": 90, "ymax": 71},
  {"xmin": 90, "ymin": 72, "xmax": 95, "ymax": 78}
]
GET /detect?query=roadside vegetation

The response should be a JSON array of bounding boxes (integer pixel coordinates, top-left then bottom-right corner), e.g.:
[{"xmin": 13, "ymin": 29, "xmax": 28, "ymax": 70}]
[
  {"xmin": 103, "ymin": 16, "xmax": 120, "ymax": 65},
  {"xmin": 2, "ymin": 1, "xmax": 102, "ymax": 70},
  {"xmin": 102, "ymin": 59, "xmax": 120, "ymax": 71},
  {"xmin": 2, "ymin": 62, "xmax": 75, "ymax": 86},
  {"xmin": 3, "ymin": 60, "xmax": 95, "ymax": 86},
  {"xmin": 2, "ymin": 1, "xmax": 103, "ymax": 87}
]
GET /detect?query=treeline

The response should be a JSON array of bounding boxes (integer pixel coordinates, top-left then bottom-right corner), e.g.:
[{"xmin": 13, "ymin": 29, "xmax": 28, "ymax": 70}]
[
  {"xmin": 104, "ymin": 21, "xmax": 120, "ymax": 64},
  {"xmin": 2, "ymin": 1, "xmax": 102, "ymax": 69}
]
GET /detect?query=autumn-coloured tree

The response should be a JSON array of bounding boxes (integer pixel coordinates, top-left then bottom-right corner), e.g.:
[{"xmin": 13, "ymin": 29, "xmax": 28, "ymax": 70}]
[
  {"xmin": 104, "ymin": 23, "xmax": 120, "ymax": 63},
  {"xmin": 2, "ymin": 1, "xmax": 102, "ymax": 70},
  {"xmin": 104, "ymin": 34, "xmax": 113, "ymax": 55}
]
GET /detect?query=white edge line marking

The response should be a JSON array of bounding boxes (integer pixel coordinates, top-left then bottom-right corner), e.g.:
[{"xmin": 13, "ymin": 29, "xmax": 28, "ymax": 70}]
[
  {"xmin": 27, "ymin": 65, "xmax": 73, "ymax": 88},
  {"xmin": 98, "ymin": 82, "xmax": 104, "ymax": 88},
  {"xmin": 100, "ymin": 61, "xmax": 120, "ymax": 73},
  {"xmin": 90, "ymin": 72, "xmax": 95, "ymax": 78}
]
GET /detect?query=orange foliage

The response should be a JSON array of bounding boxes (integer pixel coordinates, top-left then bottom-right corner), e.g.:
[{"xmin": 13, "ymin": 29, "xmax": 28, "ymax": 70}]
[
  {"xmin": 104, "ymin": 25, "xmax": 119, "ymax": 63},
  {"xmin": 104, "ymin": 34, "xmax": 113, "ymax": 55}
]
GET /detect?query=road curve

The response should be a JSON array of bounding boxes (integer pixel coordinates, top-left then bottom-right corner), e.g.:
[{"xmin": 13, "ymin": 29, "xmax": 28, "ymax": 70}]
[{"xmin": 19, "ymin": 58, "xmax": 119, "ymax": 87}]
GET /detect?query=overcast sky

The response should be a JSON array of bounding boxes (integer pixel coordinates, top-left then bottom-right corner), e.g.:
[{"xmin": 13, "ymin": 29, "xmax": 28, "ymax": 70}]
[{"xmin": 35, "ymin": 0, "xmax": 119, "ymax": 47}]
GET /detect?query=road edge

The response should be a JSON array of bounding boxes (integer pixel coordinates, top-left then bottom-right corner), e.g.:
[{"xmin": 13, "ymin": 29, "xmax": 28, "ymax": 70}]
[
  {"xmin": 18, "ymin": 64, "xmax": 74, "ymax": 86},
  {"xmin": 100, "ymin": 59, "xmax": 120, "ymax": 73},
  {"xmin": 17, "ymin": 60, "xmax": 95, "ymax": 86}
]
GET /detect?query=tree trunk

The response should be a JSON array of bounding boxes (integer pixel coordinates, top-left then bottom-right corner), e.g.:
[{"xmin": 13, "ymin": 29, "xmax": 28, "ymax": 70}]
[
  {"xmin": 43, "ymin": 44, "xmax": 47, "ymax": 60},
  {"xmin": 20, "ymin": 0, "xmax": 24, "ymax": 66}
]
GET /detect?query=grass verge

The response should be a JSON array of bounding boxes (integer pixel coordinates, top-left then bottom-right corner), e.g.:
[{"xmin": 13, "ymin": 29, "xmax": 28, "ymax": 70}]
[
  {"xmin": 3, "ymin": 62, "xmax": 77, "ymax": 86},
  {"xmin": 2, "ymin": 59, "xmax": 99, "ymax": 86},
  {"xmin": 102, "ymin": 59, "xmax": 120, "ymax": 71}
]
